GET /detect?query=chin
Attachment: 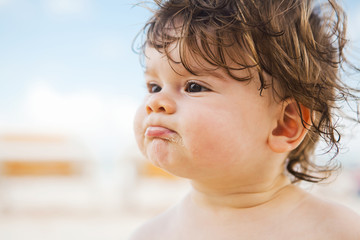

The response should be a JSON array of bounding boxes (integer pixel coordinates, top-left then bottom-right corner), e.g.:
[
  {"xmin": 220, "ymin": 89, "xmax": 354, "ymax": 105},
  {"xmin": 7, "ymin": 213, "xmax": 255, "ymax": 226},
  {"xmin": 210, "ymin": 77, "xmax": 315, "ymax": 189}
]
[{"xmin": 147, "ymin": 156, "xmax": 192, "ymax": 179}]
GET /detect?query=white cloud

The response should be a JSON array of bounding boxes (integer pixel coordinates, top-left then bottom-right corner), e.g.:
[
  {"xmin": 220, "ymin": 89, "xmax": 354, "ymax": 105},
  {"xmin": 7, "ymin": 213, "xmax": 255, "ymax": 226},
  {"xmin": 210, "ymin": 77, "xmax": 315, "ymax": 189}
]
[
  {"xmin": 20, "ymin": 83, "xmax": 139, "ymax": 157},
  {"xmin": 24, "ymin": 84, "xmax": 135, "ymax": 130},
  {"xmin": 25, "ymin": 84, "xmax": 101, "ymax": 129},
  {"xmin": 44, "ymin": 0, "xmax": 91, "ymax": 16}
]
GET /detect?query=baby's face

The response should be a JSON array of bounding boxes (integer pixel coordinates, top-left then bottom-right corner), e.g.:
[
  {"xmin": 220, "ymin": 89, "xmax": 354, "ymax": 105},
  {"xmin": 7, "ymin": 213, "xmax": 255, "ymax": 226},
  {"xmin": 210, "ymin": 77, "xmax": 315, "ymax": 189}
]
[{"xmin": 134, "ymin": 45, "xmax": 279, "ymax": 183}]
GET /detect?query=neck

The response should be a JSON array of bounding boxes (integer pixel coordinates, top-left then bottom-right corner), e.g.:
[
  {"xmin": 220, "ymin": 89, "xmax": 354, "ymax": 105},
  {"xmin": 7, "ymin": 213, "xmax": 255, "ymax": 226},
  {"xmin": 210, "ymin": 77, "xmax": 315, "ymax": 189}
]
[{"xmin": 189, "ymin": 174, "xmax": 292, "ymax": 209}]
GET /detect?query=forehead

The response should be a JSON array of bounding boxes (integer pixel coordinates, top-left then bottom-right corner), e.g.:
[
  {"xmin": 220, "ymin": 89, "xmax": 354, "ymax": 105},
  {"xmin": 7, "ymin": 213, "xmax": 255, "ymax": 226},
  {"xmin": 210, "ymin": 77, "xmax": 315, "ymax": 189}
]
[{"xmin": 144, "ymin": 43, "xmax": 255, "ymax": 81}]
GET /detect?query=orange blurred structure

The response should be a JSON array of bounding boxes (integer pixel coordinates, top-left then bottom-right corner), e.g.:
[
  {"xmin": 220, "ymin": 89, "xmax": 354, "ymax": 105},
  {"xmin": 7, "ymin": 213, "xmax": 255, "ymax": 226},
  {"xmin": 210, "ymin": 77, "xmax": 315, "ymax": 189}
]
[
  {"xmin": 1, "ymin": 160, "xmax": 74, "ymax": 176},
  {"xmin": 0, "ymin": 132, "xmax": 89, "ymax": 177}
]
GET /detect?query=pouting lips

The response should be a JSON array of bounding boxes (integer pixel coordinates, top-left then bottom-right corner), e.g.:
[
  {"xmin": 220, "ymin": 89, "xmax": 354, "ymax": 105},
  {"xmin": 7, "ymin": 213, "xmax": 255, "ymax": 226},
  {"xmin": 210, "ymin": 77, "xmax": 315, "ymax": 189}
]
[{"xmin": 145, "ymin": 126, "xmax": 176, "ymax": 139}]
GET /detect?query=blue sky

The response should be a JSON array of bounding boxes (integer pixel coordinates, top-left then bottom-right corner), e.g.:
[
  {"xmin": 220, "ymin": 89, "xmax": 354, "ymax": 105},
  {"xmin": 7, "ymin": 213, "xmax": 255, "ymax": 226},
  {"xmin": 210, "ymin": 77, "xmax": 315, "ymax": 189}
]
[
  {"xmin": 0, "ymin": 0, "xmax": 155, "ymax": 163},
  {"xmin": 0, "ymin": 0, "xmax": 359, "ymax": 163},
  {"xmin": 0, "ymin": 0, "xmax": 151, "ymax": 110}
]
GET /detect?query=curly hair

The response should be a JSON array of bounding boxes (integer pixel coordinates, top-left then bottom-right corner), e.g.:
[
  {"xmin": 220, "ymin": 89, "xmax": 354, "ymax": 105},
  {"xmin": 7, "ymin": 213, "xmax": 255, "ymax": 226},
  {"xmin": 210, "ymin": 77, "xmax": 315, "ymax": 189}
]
[{"xmin": 137, "ymin": 0, "xmax": 360, "ymax": 182}]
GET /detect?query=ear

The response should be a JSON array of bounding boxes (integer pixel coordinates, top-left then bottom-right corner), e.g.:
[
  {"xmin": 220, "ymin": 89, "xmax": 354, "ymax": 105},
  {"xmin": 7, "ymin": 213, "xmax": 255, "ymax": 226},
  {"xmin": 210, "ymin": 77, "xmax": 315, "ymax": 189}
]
[{"xmin": 268, "ymin": 99, "xmax": 311, "ymax": 153}]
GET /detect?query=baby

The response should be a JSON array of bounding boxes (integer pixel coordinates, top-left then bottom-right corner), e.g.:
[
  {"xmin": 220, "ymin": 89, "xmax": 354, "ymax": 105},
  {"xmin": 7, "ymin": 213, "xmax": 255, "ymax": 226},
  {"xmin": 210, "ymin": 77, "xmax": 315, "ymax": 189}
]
[{"xmin": 131, "ymin": 0, "xmax": 360, "ymax": 239}]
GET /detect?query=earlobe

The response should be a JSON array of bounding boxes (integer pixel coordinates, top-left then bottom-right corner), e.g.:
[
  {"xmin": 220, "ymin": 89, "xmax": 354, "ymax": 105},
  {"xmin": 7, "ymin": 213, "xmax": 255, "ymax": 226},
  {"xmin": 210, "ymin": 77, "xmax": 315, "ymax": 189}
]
[{"xmin": 268, "ymin": 100, "xmax": 311, "ymax": 153}]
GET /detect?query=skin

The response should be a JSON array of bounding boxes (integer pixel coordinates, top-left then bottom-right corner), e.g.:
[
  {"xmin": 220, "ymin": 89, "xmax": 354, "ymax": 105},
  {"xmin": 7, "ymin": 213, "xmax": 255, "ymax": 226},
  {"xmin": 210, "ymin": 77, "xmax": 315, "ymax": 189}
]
[{"xmin": 131, "ymin": 45, "xmax": 360, "ymax": 240}]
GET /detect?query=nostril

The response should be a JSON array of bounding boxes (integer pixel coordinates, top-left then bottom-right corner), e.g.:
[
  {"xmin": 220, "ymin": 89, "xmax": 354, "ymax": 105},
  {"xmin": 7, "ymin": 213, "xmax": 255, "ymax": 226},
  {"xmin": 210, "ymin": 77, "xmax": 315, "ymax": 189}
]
[
  {"xmin": 146, "ymin": 105, "xmax": 153, "ymax": 114},
  {"xmin": 146, "ymin": 105, "xmax": 166, "ymax": 114}
]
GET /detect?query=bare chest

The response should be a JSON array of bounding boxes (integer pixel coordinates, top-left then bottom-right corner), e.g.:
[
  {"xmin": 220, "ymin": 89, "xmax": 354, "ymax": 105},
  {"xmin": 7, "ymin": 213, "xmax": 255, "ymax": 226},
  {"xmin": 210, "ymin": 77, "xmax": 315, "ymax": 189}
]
[{"xmin": 154, "ymin": 213, "xmax": 331, "ymax": 240}]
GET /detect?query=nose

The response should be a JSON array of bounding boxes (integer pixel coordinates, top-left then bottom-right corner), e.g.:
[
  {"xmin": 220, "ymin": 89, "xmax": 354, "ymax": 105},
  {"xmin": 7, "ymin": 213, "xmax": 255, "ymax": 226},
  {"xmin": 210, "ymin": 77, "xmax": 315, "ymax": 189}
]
[{"xmin": 146, "ymin": 92, "xmax": 176, "ymax": 115}]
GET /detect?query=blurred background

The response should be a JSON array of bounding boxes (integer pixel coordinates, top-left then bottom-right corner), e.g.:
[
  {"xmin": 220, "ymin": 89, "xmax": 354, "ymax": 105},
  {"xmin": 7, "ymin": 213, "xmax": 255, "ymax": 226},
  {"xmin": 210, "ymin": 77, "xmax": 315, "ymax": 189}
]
[{"xmin": 0, "ymin": 0, "xmax": 359, "ymax": 239}]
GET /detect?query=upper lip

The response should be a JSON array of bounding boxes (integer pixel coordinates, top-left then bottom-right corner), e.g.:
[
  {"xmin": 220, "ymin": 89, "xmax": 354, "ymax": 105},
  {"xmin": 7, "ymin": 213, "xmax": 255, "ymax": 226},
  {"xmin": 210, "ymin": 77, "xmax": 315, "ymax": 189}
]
[
  {"xmin": 145, "ymin": 119, "xmax": 176, "ymax": 132},
  {"xmin": 144, "ymin": 118, "xmax": 177, "ymax": 138},
  {"xmin": 145, "ymin": 125, "xmax": 177, "ymax": 140},
  {"xmin": 145, "ymin": 124, "xmax": 176, "ymax": 133}
]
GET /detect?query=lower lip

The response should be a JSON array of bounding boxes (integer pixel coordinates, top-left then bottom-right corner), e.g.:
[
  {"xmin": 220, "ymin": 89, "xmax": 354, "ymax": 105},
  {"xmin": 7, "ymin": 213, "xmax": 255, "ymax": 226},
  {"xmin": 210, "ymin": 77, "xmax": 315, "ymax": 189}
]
[{"xmin": 145, "ymin": 126, "xmax": 176, "ymax": 138}]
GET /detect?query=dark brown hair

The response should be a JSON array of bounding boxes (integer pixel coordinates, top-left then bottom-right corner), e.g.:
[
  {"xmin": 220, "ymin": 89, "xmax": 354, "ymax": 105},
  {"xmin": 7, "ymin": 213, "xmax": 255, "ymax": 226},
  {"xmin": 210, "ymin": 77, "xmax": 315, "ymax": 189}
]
[{"xmin": 137, "ymin": 0, "xmax": 360, "ymax": 182}]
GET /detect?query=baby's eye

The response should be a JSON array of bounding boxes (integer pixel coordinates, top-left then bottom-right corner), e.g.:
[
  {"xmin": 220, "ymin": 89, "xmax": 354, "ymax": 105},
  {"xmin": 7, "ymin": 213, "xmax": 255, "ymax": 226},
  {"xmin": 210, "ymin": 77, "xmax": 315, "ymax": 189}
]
[
  {"xmin": 147, "ymin": 83, "xmax": 162, "ymax": 93},
  {"xmin": 185, "ymin": 82, "xmax": 210, "ymax": 93}
]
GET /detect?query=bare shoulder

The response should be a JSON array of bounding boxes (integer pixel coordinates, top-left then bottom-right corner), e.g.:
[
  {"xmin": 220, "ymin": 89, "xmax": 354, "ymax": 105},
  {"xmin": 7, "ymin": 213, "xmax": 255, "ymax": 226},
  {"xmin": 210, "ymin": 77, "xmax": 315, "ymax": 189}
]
[
  {"xmin": 295, "ymin": 190, "xmax": 360, "ymax": 239},
  {"xmin": 128, "ymin": 206, "xmax": 178, "ymax": 240}
]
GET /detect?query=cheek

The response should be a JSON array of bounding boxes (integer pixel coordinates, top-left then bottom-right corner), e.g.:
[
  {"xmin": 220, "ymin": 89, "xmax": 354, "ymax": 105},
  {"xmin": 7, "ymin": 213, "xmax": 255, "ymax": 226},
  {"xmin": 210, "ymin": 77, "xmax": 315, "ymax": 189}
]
[
  {"xmin": 133, "ymin": 105, "xmax": 146, "ymax": 155},
  {"xmin": 182, "ymin": 108, "xmax": 247, "ymax": 167}
]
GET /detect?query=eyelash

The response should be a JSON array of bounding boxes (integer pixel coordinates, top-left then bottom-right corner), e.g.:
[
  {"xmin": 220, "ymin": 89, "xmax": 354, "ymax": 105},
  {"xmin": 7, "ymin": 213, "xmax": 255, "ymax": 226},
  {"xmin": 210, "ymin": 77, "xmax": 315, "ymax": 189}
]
[{"xmin": 147, "ymin": 81, "xmax": 210, "ymax": 94}]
